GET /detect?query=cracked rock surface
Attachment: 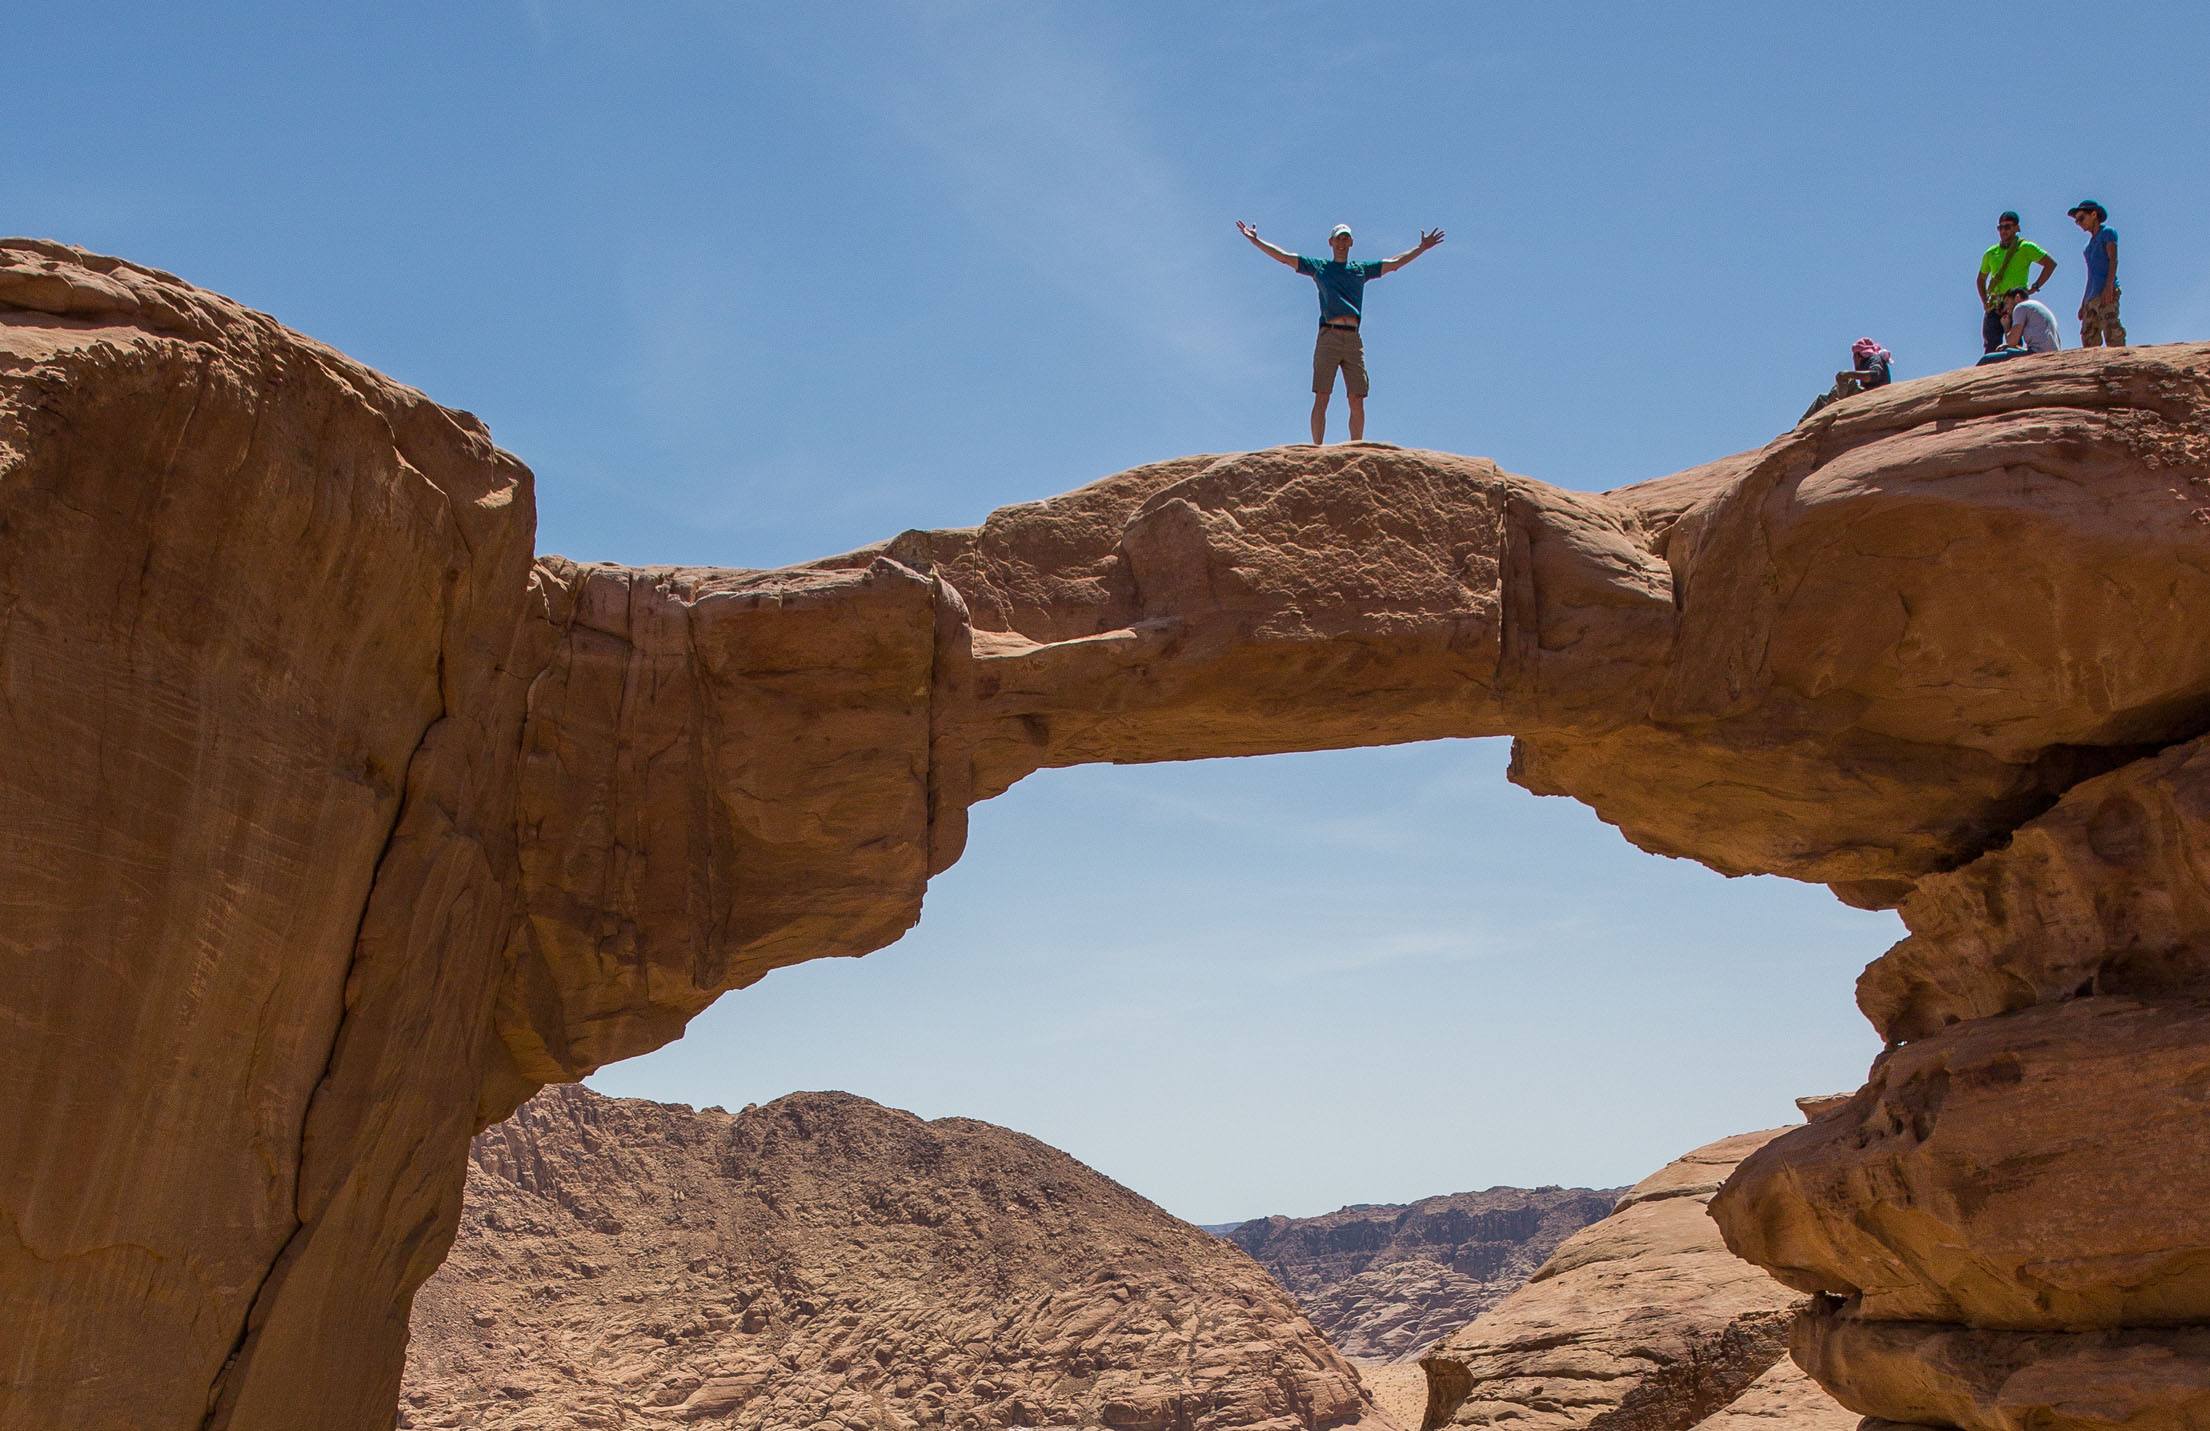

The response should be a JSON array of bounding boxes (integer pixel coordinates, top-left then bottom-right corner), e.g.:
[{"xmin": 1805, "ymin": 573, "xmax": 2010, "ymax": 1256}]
[{"xmin": 0, "ymin": 240, "xmax": 536, "ymax": 1431}]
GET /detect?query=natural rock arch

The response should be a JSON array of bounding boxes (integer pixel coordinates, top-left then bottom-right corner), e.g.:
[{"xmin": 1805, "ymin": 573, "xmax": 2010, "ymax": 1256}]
[{"xmin": 5, "ymin": 239, "xmax": 2210, "ymax": 1429}]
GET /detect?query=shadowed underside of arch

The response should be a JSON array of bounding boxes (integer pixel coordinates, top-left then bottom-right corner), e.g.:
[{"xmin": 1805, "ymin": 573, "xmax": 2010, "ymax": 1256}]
[{"xmin": 5, "ymin": 239, "xmax": 2210, "ymax": 1429}]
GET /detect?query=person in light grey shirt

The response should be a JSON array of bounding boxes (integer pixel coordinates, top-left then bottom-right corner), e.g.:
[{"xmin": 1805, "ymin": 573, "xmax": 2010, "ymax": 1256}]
[{"xmin": 1976, "ymin": 287, "xmax": 2061, "ymax": 365}]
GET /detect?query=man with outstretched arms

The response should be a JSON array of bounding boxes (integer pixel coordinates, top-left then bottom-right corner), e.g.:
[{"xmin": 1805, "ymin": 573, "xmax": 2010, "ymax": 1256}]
[{"xmin": 1237, "ymin": 219, "xmax": 1444, "ymax": 444}]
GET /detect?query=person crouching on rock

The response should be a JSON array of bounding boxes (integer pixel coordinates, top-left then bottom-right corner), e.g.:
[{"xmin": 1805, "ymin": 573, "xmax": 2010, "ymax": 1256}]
[
  {"xmin": 1976, "ymin": 288, "xmax": 2062, "ymax": 364},
  {"xmin": 1799, "ymin": 337, "xmax": 1893, "ymax": 423},
  {"xmin": 1236, "ymin": 219, "xmax": 1444, "ymax": 444}
]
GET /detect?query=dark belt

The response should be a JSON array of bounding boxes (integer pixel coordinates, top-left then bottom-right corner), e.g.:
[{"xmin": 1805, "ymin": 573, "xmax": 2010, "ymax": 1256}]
[{"xmin": 1320, "ymin": 321, "xmax": 1360, "ymax": 332}]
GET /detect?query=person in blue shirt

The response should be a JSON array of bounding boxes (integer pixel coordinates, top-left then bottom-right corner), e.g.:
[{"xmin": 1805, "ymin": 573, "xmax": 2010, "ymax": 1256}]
[
  {"xmin": 1237, "ymin": 219, "xmax": 1444, "ymax": 444},
  {"xmin": 2068, "ymin": 200, "xmax": 2125, "ymax": 348}
]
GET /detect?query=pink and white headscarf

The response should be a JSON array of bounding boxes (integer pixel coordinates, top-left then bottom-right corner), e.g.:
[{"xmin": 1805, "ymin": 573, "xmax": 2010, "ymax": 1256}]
[{"xmin": 1851, "ymin": 337, "xmax": 1890, "ymax": 365}]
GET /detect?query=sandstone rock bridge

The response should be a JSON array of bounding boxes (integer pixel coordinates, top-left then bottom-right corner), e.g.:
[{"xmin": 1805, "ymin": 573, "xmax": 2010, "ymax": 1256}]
[{"xmin": 4, "ymin": 240, "xmax": 2209, "ymax": 1430}]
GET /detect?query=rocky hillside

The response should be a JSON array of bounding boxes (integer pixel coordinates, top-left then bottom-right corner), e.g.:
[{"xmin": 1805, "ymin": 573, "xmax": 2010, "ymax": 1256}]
[
  {"xmin": 400, "ymin": 1086, "xmax": 1391, "ymax": 1430},
  {"xmin": 1224, "ymin": 1187, "xmax": 1619, "ymax": 1360}
]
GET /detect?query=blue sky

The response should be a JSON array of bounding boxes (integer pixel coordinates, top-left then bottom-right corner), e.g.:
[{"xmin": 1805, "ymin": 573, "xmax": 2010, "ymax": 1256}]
[{"xmin": 17, "ymin": 2, "xmax": 2207, "ymax": 1221}]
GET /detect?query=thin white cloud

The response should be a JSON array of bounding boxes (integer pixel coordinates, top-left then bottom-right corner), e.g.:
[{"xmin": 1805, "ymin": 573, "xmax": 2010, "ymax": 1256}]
[
  {"xmin": 1085, "ymin": 779, "xmax": 1425, "ymax": 853},
  {"xmin": 516, "ymin": 0, "xmax": 554, "ymax": 47}
]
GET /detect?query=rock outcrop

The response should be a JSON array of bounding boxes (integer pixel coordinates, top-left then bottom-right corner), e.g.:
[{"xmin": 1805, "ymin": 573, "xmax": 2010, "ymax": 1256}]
[
  {"xmin": 401, "ymin": 1086, "xmax": 1388, "ymax": 1430},
  {"xmin": 0, "ymin": 242, "xmax": 538, "ymax": 1431},
  {"xmin": 1224, "ymin": 1188, "xmax": 1620, "ymax": 1360},
  {"xmin": 1419, "ymin": 1131, "xmax": 1808, "ymax": 1431},
  {"xmin": 1791, "ymin": 1297, "xmax": 2210, "ymax": 1431},
  {"xmin": 8, "ymin": 240, "xmax": 2210, "ymax": 1429}
]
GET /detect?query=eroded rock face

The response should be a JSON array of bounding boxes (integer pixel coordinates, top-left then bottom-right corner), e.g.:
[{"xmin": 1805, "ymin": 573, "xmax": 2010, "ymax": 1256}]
[
  {"xmin": 1713, "ymin": 997, "xmax": 2210, "ymax": 1329},
  {"xmin": 495, "ymin": 556, "xmax": 958, "ymax": 1095},
  {"xmin": 1419, "ymin": 1131, "xmax": 1803, "ymax": 1431},
  {"xmin": 1712, "ymin": 738, "xmax": 2210, "ymax": 1424},
  {"xmin": 1859, "ymin": 731, "xmax": 2210, "ymax": 1043},
  {"xmin": 1793, "ymin": 1297, "xmax": 2210, "ymax": 1431},
  {"xmin": 0, "ymin": 241, "xmax": 536, "ymax": 1431},
  {"xmin": 401, "ymin": 1086, "xmax": 1389, "ymax": 1431},
  {"xmin": 1219, "ymin": 1183, "xmax": 1617, "ymax": 1360},
  {"xmin": 9, "ymin": 240, "xmax": 2210, "ymax": 1430},
  {"xmin": 1224, "ymin": 1188, "xmax": 1620, "ymax": 1361}
]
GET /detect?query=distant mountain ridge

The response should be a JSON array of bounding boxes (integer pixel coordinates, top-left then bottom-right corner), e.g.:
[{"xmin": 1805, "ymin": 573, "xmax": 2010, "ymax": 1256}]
[{"xmin": 1222, "ymin": 1186, "xmax": 1623, "ymax": 1360}]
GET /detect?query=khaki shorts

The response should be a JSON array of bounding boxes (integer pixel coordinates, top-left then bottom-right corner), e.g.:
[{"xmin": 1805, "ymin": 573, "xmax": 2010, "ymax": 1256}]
[{"xmin": 1312, "ymin": 325, "xmax": 1369, "ymax": 397}]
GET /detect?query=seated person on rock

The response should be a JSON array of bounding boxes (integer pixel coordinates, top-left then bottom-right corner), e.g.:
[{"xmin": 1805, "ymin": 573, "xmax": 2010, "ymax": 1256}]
[
  {"xmin": 1976, "ymin": 287, "xmax": 2062, "ymax": 364},
  {"xmin": 1799, "ymin": 337, "xmax": 1893, "ymax": 423}
]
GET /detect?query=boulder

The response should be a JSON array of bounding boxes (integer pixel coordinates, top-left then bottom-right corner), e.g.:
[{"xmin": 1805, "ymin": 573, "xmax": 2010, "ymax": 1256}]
[
  {"xmin": 1711, "ymin": 997, "xmax": 2210, "ymax": 1329},
  {"xmin": 1420, "ymin": 1130, "xmax": 1802, "ymax": 1431},
  {"xmin": 1794, "ymin": 1296, "xmax": 2210, "ymax": 1431}
]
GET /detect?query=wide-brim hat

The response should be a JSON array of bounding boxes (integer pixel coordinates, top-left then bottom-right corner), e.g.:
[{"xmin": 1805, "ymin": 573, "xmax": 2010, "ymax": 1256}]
[{"xmin": 2067, "ymin": 199, "xmax": 2108, "ymax": 220}]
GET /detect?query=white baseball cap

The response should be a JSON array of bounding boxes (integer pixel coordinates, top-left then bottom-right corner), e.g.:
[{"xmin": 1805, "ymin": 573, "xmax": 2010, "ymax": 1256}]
[{"xmin": 1329, "ymin": 223, "xmax": 1353, "ymax": 240}]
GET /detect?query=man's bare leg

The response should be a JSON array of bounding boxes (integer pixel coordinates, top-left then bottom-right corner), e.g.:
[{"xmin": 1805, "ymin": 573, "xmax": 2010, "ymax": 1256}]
[
  {"xmin": 1310, "ymin": 393, "xmax": 1328, "ymax": 444},
  {"xmin": 1347, "ymin": 393, "xmax": 1366, "ymax": 441}
]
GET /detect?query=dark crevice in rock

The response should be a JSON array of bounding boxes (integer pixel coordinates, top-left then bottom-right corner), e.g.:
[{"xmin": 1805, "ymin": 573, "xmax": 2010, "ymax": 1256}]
[{"xmin": 198, "ymin": 698, "xmax": 452, "ymax": 1431}]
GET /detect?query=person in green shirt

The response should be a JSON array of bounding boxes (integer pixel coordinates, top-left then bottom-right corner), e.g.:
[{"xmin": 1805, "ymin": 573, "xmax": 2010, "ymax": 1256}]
[{"xmin": 1976, "ymin": 211, "xmax": 2057, "ymax": 354}]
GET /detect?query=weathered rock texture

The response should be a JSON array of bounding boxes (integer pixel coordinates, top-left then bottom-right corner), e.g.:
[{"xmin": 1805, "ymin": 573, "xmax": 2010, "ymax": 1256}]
[
  {"xmin": 1713, "ymin": 744, "xmax": 2210, "ymax": 1426},
  {"xmin": 1686, "ymin": 1360, "xmax": 1856, "ymax": 1431},
  {"xmin": 8, "ymin": 241, "xmax": 2210, "ymax": 1429},
  {"xmin": 1224, "ymin": 1187, "xmax": 1620, "ymax": 1360},
  {"xmin": 0, "ymin": 242, "xmax": 537, "ymax": 1431},
  {"xmin": 1792, "ymin": 1296, "xmax": 2210, "ymax": 1431},
  {"xmin": 401, "ymin": 1086, "xmax": 1388, "ymax": 1430},
  {"xmin": 1419, "ymin": 1131, "xmax": 1806, "ymax": 1431},
  {"xmin": 1356, "ymin": 1361, "xmax": 1437, "ymax": 1431}
]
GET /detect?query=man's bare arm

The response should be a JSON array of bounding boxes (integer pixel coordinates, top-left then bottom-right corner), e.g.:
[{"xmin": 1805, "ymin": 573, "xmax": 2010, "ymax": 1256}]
[
  {"xmin": 1379, "ymin": 228, "xmax": 1446, "ymax": 274},
  {"xmin": 2030, "ymin": 253, "xmax": 2057, "ymax": 295},
  {"xmin": 1237, "ymin": 220, "xmax": 1301, "ymax": 269},
  {"xmin": 2102, "ymin": 240, "xmax": 2119, "ymax": 301}
]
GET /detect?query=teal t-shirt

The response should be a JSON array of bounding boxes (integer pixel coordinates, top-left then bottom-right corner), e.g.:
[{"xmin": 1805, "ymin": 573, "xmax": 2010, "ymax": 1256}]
[{"xmin": 1296, "ymin": 256, "xmax": 1386, "ymax": 321}]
